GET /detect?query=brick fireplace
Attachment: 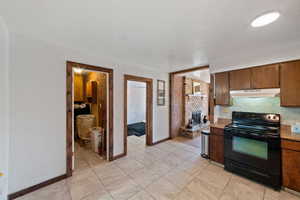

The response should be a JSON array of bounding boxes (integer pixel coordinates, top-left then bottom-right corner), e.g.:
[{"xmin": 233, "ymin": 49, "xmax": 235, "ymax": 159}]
[{"xmin": 184, "ymin": 78, "xmax": 209, "ymax": 126}]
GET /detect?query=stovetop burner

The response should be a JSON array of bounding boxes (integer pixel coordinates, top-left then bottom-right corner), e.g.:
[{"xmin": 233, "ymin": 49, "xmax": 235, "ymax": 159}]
[
  {"xmin": 224, "ymin": 111, "xmax": 281, "ymax": 137},
  {"xmin": 225, "ymin": 123, "xmax": 280, "ymax": 138},
  {"xmin": 229, "ymin": 124, "xmax": 279, "ymax": 131}
]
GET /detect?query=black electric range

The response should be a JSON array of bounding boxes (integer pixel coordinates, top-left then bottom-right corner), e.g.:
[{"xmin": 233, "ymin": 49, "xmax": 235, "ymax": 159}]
[{"xmin": 224, "ymin": 111, "xmax": 281, "ymax": 190}]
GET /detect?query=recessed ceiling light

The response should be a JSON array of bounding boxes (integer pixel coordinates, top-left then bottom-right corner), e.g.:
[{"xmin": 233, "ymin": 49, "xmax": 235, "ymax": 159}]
[
  {"xmin": 74, "ymin": 68, "xmax": 83, "ymax": 73},
  {"xmin": 251, "ymin": 11, "xmax": 280, "ymax": 27}
]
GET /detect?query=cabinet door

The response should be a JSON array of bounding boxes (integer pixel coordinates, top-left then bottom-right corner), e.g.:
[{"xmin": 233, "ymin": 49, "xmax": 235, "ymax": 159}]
[
  {"xmin": 209, "ymin": 128, "xmax": 224, "ymax": 164},
  {"xmin": 209, "ymin": 74, "xmax": 215, "ymax": 121},
  {"xmin": 251, "ymin": 64, "xmax": 280, "ymax": 89},
  {"xmin": 215, "ymin": 72, "xmax": 230, "ymax": 105},
  {"xmin": 91, "ymin": 81, "xmax": 98, "ymax": 104},
  {"xmin": 281, "ymin": 60, "xmax": 300, "ymax": 106},
  {"xmin": 230, "ymin": 69, "xmax": 251, "ymax": 90},
  {"xmin": 282, "ymin": 149, "xmax": 300, "ymax": 192},
  {"xmin": 74, "ymin": 73, "xmax": 84, "ymax": 101}
]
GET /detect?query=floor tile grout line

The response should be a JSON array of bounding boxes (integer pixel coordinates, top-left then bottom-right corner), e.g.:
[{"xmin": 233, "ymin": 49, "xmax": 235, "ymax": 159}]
[
  {"xmin": 77, "ymin": 137, "xmax": 283, "ymax": 200},
  {"xmin": 90, "ymin": 163, "xmax": 116, "ymax": 200},
  {"xmin": 65, "ymin": 177, "xmax": 73, "ymax": 200},
  {"xmin": 109, "ymin": 160, "xmax": 145, "ymax": 200},
  {"xmin": 75, "ymin": 143, "xmax": 115, "ymax": 200},
  {"xmin": 143, "ymin": 189, "xmax": 158, "ymax": 200},
  {"xmin": 128, "ymin": 137, "xmax": 202, "ymax": 199},
  {"xmin": 18, "ymin": 137, "xmax": 300, "ymax": 200},
  {"xmin": 218, "ymin": 172, "xmax": 233, "ymax": 200},
  {"xmin": 75, "ymin": 145, "xmax": 99, "ymax": 200},
  {"xmin": 160, "ymin": 160, "xmax": 211, "ymax": 199},
  {"xmin": 262, "ymin": 186, "xmax": 266, "ymax": 200},
  {"xmin": 164, "ymin": 167, "xmax": 199, "ymax": 199}
]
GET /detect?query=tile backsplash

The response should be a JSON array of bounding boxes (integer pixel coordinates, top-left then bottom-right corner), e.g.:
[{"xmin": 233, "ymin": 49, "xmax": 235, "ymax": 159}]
[{"xmin": 216, "ymin": 97, "xmax": 300, "ymax": 125}]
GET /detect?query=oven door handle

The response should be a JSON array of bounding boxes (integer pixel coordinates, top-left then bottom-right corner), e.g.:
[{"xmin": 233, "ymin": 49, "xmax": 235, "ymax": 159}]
[{"xmin": 228, "ymin": 132, "xmax": 268, "ymax": 141}]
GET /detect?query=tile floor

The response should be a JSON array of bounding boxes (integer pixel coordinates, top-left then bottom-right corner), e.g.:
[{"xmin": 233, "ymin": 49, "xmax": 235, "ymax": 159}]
[
  {"xmin": 17, "ymin": 135, "xmax": 300, "ymax": 200},
  {"xmin": 173, "ymin": 134, "xmax": 201, "ymax": 148}
]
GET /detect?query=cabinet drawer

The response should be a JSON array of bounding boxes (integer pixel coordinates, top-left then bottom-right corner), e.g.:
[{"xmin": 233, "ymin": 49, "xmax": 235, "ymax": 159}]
[{"xmin": 281, "ymin": 140, "xmax": 300, "ymax": 151}]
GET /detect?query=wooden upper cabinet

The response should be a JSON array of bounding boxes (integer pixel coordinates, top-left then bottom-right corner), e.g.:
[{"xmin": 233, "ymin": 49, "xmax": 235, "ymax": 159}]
[
  {"xmin": 215, "ymin": 72, "xmax": 230, "ymax": 105},
  {"xmin": 280, "ymin": 60, "xmax": 300, "ymax": 106},
  {"xmin": 228, "ymin": 64, "xmax": 280, "ymax": 90},
  {"xmin": 251, "ymin": 64, "xmax": 280, "ymax": 89},
  {"xmin": 229, "ymin": 69, "xmax": 251, "ymax": 90},
  {"xmin": 209, "ymin": 74, "xmax": 215, "ymax": 121},
  {"xmin": 74, "ymin": 74, "xmax": 84, "ymax": 101}
]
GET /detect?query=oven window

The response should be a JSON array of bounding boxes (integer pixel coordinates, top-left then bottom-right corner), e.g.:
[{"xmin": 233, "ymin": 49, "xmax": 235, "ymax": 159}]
[{"xmin": 233, "ymin": 136, "xmax": 268, "ymax": 160}]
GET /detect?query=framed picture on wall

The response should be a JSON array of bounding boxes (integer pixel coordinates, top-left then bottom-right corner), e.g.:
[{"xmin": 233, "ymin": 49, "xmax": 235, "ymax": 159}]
[
  {"xmin": 192, "ymin": 80, "xmax": 201, "ymax": 95},
  {"xmin": 157, "ymin": 80, "xmax": 165, "ymax": 106}
]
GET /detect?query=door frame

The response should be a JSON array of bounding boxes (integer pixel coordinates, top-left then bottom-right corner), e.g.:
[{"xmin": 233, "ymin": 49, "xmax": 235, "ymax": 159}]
[
  {"xmin": 66, "ymin": 61, "xmax": 114, "ymax": 177},
  {"xmin": 123, "ymin": 74, "xmax": 153, "ymax": 156},
  {"xmin": 169, "ymin": 65, "xmax": 210, "ymax": 139}
]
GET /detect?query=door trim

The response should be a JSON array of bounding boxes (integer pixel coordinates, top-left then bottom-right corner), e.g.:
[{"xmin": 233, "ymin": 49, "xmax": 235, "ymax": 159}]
[
  {"xmin": 169, "ymin": 65, "xmax": 210, "ymax": 139},
  {"xmin": 124, "ymin": 74, "xmax": 153, "ymax": 156},
  {"xmin": 66, "ymin": 61, "xmax": 114, "ymax": 177}
]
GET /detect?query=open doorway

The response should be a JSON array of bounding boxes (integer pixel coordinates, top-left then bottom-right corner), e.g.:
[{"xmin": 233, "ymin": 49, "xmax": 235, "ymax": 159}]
[
  {"xmin": 127, "ymin": 81, "xmax": 147, "ymax": 143},
  {"xmin": 66, "ymin": 61, "xmax": 114, "ymax": 177},
  {"xmin": 123, "ymin": 75, "xmax": 153, "ymax": 157},
  {"xmin": 169, "ymin": 66, "xmax": 212, "ymax": 148}
]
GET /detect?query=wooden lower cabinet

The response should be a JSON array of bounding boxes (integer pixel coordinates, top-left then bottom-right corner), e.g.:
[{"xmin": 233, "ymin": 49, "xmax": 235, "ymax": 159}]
[
  {"xmin": 282, "ymin": 140, "xmax": 300, "ymax": 192},
  {"xmin": 209, "ymin": 127, "xmax": 224, "ymax": 164}
]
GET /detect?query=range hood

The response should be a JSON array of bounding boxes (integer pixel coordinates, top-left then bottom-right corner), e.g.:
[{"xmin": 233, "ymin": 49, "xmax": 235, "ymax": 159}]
[{"xmin": 230, "ymin": 88, "xmax": 280, "ymax": 98}]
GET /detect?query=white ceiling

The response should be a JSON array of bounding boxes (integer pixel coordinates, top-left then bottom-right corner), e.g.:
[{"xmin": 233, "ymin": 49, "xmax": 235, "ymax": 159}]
[{"xmin": 1, "ymin": 0, "xmax": 300, "ymax": 72}]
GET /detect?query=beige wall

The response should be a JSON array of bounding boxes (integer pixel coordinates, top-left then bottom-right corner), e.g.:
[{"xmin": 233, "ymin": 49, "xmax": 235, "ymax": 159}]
[{"xmin": 8, "ymin": 32, "xmax": 169, "ymax": 193}]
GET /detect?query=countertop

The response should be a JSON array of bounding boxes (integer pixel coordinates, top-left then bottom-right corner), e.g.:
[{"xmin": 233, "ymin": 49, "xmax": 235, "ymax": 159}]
[
  {"xmin": 210, "ymin": 120, "xmax": 300, "ymax": 142},
  {"xmin": 210, "ymin": 118, "xmax": 231, "ymax": 129},
  {"xmin": 209, "ymin": 119, "xmax": 300, "ymax": 142},
  {"xmin": 281, "ymin": 125, "xmax": 300, "ymax": 142}
]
